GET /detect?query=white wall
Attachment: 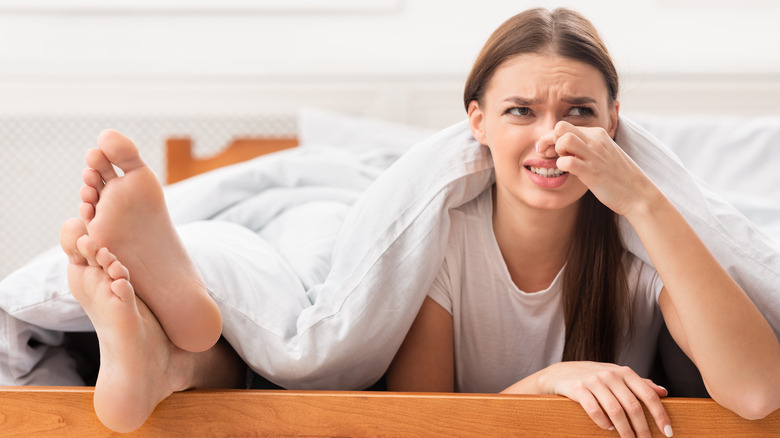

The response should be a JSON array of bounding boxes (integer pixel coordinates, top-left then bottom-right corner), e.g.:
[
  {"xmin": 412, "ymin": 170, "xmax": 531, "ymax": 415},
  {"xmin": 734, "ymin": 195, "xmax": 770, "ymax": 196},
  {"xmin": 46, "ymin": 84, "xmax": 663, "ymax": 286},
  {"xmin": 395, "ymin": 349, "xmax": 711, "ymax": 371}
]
[
  {"xmin": 2, "ymin": 0, "xmax": 780, "ymax": 117},
  {"xmin": 2, "ymin": 0, "xmax": 780, "ymax": 278}
]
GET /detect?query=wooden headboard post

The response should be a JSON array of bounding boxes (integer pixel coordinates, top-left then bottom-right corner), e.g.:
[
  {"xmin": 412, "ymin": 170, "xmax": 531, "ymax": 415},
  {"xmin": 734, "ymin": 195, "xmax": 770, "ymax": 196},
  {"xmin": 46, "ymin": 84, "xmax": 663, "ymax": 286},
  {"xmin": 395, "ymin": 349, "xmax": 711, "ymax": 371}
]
[
  {"xmin": 165, "ymin": 137, "xmax": 299, "ymax": 184},
  {"xmin": 165, "ymin": 137, "xmax": 195, "ymax": 184}
]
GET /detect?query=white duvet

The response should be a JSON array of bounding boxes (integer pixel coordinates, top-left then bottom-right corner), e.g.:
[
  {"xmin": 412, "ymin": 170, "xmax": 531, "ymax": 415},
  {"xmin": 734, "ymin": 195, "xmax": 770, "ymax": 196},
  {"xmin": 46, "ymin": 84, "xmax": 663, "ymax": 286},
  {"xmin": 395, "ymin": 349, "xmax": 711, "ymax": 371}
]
[{"xmin": 1, "ymin": 116, "xmax": 779, "ymax": 389}]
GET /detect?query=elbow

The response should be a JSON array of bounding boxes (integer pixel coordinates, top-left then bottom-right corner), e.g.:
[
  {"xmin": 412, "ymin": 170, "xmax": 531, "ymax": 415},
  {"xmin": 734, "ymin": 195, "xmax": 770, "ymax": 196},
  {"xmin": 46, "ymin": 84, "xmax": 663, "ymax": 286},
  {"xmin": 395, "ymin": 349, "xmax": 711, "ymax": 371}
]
[
  {"xmin": 737, "ymin": 399, "xmax": 780, "ymax": 421},
  {"xmin": 718, "ymin": 388, "xmax": 780, "ymax": 421},
  {"xmin": 734, "ymin": 404, "xmax": 778, "ymax": 421}
]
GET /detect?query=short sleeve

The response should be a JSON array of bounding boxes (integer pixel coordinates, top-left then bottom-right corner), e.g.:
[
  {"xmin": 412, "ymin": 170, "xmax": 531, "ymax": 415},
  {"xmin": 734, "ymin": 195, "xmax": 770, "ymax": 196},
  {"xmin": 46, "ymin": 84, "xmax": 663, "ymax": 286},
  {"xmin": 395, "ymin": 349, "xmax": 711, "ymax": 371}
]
[
  {"xmin": 633, "ymin": 256, "xmax": 665, "ymax": 303},
  {"xmin": 649, "ymin": 269, "xmax": 664, "ymax": 302},
  {"xmin": 427, "ymin": 257, "xmax": 453, "ymax": 315}
]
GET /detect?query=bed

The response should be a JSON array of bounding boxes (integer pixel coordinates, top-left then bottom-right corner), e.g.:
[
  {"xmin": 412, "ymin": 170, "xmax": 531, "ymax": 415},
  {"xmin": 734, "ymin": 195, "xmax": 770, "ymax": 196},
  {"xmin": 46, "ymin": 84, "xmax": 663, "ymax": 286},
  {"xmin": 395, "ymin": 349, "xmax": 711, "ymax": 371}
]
[{"xmin": 2, "ymin": 110, "xmax": 780, "ymax": 436}]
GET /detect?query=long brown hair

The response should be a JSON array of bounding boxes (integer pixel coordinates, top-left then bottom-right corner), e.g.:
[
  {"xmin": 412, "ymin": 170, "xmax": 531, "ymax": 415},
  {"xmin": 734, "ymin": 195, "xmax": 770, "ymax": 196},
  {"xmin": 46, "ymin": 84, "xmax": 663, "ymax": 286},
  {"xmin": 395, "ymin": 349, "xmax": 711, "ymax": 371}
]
[{"xmin": 464, "ymin": 8, "xmax": 630, "ymax": 363}]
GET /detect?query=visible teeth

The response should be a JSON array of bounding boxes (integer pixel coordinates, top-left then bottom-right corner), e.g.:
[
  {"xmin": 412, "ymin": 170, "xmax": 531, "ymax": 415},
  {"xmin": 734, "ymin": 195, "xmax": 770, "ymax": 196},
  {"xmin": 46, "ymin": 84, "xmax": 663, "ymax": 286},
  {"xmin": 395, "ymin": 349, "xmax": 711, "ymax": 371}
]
[{"xmin": 529, "ymin": 166, "xmax": 566, "ymax": 177}]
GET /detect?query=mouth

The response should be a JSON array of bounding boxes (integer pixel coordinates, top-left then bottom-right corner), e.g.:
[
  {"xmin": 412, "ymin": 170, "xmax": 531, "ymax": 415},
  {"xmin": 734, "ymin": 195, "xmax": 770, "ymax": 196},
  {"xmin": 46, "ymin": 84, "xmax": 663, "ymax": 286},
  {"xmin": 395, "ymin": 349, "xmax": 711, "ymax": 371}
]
[{"xmin": 525, "ymin": 166, "xmax": 567, "ymax": 178}]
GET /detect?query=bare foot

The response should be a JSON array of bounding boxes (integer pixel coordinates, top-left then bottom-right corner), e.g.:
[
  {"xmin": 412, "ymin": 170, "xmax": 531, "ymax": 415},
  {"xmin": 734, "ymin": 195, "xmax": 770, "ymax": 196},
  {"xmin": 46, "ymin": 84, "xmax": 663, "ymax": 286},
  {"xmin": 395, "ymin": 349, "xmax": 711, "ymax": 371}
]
[
  {"xmin": 59, "ymin": 218, "xmax": 190, "ymax": 432},
  {"xmin": 78, "ymin": 129, "xmax": 221, "ymax": 352}
]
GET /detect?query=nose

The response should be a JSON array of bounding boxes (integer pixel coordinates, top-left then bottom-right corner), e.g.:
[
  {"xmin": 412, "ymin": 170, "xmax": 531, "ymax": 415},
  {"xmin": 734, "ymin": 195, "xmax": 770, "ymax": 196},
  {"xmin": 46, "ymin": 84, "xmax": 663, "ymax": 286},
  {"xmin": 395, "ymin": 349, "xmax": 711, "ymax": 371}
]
[
  {"xmin": 535, "ymin": 129, "xmax": 558, "ymax": 158},
  {"xmin": 534, "ymin": 114, "xmax": 561, "ymax": 158}
]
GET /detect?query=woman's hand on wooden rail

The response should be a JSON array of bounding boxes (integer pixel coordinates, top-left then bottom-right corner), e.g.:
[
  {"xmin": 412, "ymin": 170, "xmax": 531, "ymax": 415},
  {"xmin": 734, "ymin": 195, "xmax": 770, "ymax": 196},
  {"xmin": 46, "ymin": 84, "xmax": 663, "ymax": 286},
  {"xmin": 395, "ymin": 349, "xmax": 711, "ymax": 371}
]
[{"xmin": 501, "ymin": 361, "xmax": 672, "ymax": 438}]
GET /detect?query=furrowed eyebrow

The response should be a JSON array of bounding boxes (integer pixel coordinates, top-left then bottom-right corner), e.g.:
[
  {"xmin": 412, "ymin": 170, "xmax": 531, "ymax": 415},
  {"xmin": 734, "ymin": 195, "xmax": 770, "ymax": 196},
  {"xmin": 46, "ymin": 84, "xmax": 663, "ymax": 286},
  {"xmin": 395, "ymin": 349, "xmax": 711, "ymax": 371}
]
[
  {"xmin": 563, "ymin": 96, "xmax": 597, "ymax": 105},
  {"xmin": 503, "ymin": 96, "xmax": 538, "ymax": 106},
  {"xmin": 502, "ymin": 96, "xmax": 598, "ymax": 106}
]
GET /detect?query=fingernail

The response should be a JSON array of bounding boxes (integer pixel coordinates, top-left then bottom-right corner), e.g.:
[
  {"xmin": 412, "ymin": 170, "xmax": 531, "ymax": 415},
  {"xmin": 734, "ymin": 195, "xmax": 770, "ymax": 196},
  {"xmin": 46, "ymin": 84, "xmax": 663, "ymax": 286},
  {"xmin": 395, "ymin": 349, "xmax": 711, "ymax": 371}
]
[
  {"xmin": 664, "ymin": 424, "xmax": 673, "ymax": 437},
  {"xmin": 608, "ymin": 426, "xmax": 615, "ymax": 431},
  {"xmin": 658, "ymin": 385, "xmax": 668, "ymax": 394}
]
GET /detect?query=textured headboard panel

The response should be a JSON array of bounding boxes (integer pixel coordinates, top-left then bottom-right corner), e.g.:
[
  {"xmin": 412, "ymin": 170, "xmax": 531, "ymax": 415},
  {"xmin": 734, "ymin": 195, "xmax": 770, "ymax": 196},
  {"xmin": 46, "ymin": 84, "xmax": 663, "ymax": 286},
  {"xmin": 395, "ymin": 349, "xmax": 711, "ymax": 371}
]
[{"xmin": 0, "ymin": 114, "xmax": 297, "ymax": 279}]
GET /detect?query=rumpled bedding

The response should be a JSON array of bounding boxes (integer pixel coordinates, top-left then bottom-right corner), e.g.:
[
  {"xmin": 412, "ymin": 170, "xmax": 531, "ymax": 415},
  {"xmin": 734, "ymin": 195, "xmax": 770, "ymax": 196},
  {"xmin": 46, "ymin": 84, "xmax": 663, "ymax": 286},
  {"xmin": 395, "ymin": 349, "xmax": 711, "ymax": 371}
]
[{"xmin": 0, "ymin": 116, "xmax": 778, "ymax": 389}]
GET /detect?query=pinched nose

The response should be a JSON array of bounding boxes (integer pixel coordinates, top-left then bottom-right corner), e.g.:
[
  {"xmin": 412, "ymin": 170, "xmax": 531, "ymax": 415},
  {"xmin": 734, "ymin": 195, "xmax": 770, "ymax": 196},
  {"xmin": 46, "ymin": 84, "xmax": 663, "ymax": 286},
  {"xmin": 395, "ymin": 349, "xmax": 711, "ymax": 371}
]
[{"xmin": 535, "ymin": 130, "xmax": 558, "ymax": 157}]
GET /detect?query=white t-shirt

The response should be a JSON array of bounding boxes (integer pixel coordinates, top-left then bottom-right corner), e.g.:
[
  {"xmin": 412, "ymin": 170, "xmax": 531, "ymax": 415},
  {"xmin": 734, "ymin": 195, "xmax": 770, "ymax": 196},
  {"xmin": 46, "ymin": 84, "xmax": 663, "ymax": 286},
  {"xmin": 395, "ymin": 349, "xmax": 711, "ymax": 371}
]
[{"xmin": 428, "ymin": 189, "xmax": 665, "ymax": 393}]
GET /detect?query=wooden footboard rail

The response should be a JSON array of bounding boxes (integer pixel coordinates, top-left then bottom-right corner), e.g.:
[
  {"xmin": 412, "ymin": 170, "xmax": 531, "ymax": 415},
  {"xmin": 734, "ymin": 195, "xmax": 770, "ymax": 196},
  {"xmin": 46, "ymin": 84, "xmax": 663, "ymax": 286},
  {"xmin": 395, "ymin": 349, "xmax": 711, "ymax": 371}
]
[{"xmin": 0, "ymin": 388, "xmax": 778, "ymax": 437}]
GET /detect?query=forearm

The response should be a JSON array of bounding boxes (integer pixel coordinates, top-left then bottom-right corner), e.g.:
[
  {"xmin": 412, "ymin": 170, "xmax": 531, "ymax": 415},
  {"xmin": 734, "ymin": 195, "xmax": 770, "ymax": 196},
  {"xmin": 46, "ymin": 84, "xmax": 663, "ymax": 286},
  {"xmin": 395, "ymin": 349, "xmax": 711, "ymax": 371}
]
[
  {"xmin": 625, "ymin": 187, "xmax": 780, "ymax": 416},
  {"xmin": 501, "ymin": 369, "xmax": 545, "ymax": 394}
]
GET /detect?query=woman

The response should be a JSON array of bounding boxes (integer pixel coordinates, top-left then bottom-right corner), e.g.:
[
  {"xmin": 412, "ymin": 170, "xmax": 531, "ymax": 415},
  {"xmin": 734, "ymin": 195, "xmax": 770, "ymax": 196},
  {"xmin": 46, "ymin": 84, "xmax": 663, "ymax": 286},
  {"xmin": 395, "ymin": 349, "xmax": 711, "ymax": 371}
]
[{"xmin": 386, "ymin": 8, "xmax": 780, "ymax": 438}]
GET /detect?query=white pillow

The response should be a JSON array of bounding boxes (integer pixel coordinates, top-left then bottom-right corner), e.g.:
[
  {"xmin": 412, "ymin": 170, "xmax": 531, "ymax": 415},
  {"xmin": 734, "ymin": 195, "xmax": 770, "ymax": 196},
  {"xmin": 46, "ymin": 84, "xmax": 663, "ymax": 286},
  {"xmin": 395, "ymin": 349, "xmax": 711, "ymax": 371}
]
[
  {"xmin": 298, "ymin": 107, "xmax": 435, "ymax": 153},
  {"xmin": 615, "ymin": 117, "xmax": 780, "ymax": 336},
  {"xmin": 634, "ymin": 115, "xmax": 780, "ymax": 243}
]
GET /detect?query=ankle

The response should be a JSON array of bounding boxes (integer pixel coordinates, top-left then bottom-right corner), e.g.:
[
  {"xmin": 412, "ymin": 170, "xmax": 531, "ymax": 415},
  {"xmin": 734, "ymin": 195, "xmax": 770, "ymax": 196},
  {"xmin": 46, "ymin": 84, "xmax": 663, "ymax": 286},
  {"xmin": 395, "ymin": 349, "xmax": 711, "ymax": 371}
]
[{"xmin": 189, "ymin": 338, "xmax": 246, "ymax": 389}]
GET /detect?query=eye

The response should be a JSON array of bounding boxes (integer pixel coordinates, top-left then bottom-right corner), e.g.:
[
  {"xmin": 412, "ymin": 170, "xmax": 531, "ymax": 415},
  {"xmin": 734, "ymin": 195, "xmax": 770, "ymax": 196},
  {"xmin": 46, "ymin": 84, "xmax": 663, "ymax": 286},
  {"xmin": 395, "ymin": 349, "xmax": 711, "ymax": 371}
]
[
  {"xmin": 567, "ymin": 106, "xmax": 594, "ymax": 117},
  {"xmin": 507, "ymin": 107, "xmax": 532, "ymax": 117}
]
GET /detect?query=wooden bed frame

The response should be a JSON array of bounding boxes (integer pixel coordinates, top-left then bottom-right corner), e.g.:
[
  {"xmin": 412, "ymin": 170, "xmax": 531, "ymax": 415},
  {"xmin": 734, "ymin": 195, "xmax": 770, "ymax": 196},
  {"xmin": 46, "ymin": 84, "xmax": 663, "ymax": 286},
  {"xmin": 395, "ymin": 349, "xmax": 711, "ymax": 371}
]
[
  {"xmin": 165, "ymin": 136, "xmax": 299, "ymax": 184},
  {"xmin": 1, "ymin": 136, "xmax": 777, "ymax": 436},
  {"xmin": 1, "ymin": 387, "xmax": 778, "ymax": 437}
]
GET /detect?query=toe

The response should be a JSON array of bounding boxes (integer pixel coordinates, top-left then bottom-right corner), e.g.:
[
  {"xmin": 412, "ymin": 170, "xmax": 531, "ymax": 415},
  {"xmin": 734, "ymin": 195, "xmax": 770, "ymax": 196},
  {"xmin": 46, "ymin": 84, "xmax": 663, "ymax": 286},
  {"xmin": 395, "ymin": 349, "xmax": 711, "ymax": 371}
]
[
  {"xmin": 76, "ymin": 234, "xmax": 100, "ymax": 267},
  {"xmin": 96, "ymin": 247, "xmax": 117, "ymax": 270},
  {"xmin": 107, "ymin": 260, "xmax": 130, "ymax": 281},
  {"xmin": 97, "ymin": 129, "xmax": 146, "ymax": 175},
  {"xmin": 80, "ymin": 202, "xmax": 96, "ymax": 223},
  {"xmin": 60, "ymin": 218, "xmax": 89, "ymax": 265},
  {"xmin": 110, "ymin": 278, "xmax": 135, "ymax": 302},
  {"xmin": 85, "ymin": 147, "xmax": 118, "ymax": 182},
  {"xmin": 79, "ymin": 182, "xmax": 98, "ymax": 221},
  {"xmin": 97, "ymin": 249, "xmax": 130, "ymax": 281},
  {"xmin": 80, "ymin": 184, "xmax": 99, "ymax": 205},
  {"xmin": 82, "ymin": 168, "xmax": 105, "ymax": 194}
]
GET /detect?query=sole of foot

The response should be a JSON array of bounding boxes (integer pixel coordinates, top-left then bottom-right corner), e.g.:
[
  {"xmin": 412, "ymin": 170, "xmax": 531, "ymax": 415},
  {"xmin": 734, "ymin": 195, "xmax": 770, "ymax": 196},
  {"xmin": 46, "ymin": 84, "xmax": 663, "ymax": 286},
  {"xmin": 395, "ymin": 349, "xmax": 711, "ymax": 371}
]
[{"xmin": 78, "ymin": 129, "xmax": 222, "ymax": 352}]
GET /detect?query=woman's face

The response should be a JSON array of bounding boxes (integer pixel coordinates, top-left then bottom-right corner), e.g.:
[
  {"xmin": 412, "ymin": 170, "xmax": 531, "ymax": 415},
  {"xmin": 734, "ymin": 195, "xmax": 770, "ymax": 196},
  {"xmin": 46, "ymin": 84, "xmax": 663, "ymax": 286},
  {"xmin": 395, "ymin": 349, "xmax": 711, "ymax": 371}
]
[{"xmin": 468, "ymin": 53, "xmax": 619, "ymax": 212}]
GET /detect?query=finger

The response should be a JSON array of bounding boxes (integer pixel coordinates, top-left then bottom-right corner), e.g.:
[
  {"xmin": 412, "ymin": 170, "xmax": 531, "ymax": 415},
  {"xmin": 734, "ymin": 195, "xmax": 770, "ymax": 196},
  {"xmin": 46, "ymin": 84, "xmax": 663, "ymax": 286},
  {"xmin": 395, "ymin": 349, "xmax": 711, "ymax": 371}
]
[
  {"xmin": 554, "ymin": 120, "xmax": 608, "ymax": 145},
  {"xmin": 588, "ymin": 381, "xmax": 635, "ymax": 437},
  {"xmin": 569, "ymin": 387, "xmax": 615, "ymax": 431},
  {"xmin": 553, "ymin": 126, "xmax": 614, "ymax": 181},
  {"xmin": 630, "ymin": 378, "xmax": 673, "ymax": 437},
  {"xmin": 553, "ymin": 121, "xmax": 592, "ymax": 153},
  {"xmin": 535, "ymin": 130, "xmax": 557, "ymax": 157},
  {"xmin": 554, "ymin": 130, "xmax": 587, "ymax": 157},
  {"xmin": 643, "ymin": 379, "xmax": 669, "ymax": 398},
  {"xmin": 609, "ymin": 381, "xmax": 653, "ymax": 438},
  {"xmin": 555, "ymin": 155, "xmax": 583, "ymax": 175},
  {"xmin": 553, "ymin": 120, "xmax": 586, "ymax": 139},
  {"xmin": 554, "ymin": 121, "xmax": 619, "ymax": 162}
]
